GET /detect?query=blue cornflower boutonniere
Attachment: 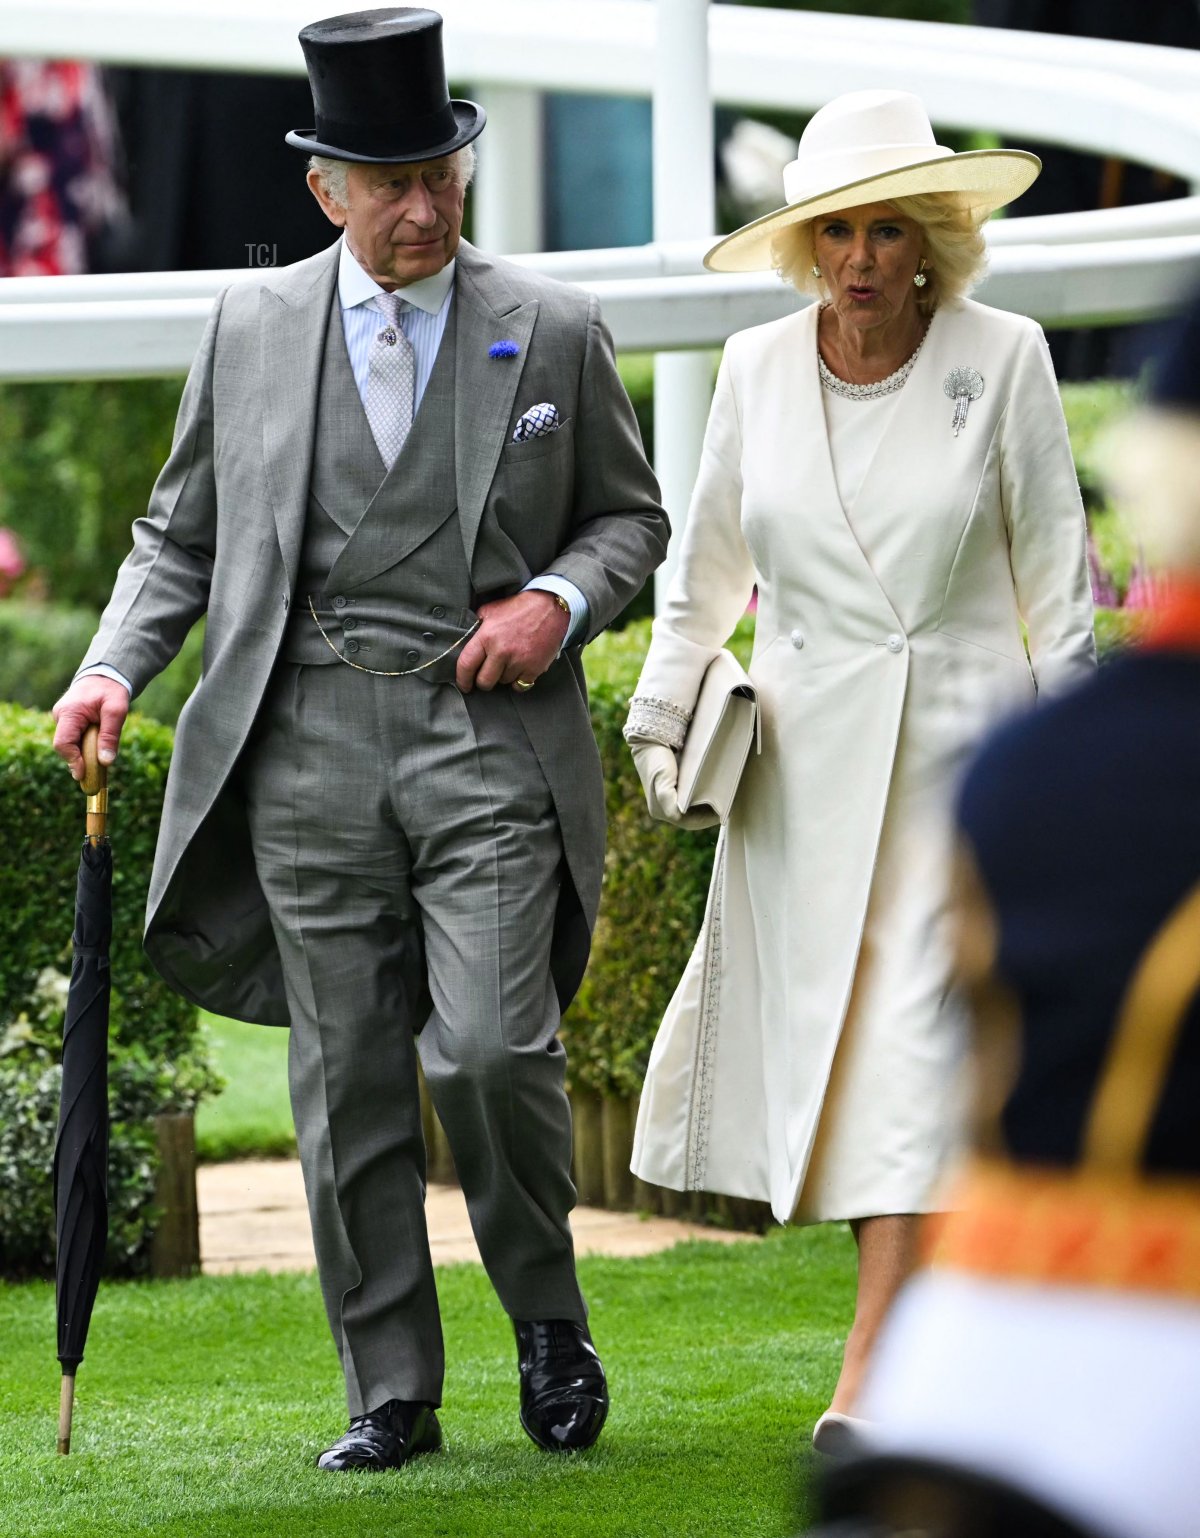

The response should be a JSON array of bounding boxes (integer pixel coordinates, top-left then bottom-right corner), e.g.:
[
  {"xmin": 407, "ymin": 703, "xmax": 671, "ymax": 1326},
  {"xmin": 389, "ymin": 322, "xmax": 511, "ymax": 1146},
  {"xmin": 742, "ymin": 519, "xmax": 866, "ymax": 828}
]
[{"xmin": 489, "ymin": 340, "xmax": 520, "ymax": 359}]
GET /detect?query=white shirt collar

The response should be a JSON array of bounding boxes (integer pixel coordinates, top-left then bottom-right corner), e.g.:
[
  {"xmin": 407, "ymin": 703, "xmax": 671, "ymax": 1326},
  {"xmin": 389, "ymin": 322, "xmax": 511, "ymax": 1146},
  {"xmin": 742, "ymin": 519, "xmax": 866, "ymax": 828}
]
[{"xmin": 337, "ymin": 235, "xmax": 456, "ymax": 316}]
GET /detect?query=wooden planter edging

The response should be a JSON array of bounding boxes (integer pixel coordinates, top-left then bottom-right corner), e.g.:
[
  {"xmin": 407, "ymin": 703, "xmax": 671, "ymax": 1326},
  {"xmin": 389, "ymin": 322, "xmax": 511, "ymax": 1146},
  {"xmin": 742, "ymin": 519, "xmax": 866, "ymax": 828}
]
[
  {"xmin": 417, "ymin": 1070, "xmax": 771, "ymax": 1235},
  {"xmin": 150, "ymin": 1111, "xmax": 201, "ymax": 1277}
]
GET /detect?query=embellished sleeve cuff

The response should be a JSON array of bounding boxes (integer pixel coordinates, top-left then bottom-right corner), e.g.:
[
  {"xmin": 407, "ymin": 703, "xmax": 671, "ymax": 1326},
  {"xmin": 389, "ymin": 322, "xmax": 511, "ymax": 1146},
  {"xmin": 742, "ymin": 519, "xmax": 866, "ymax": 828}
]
[{"xmin": 623, "ymin": 694, "xmax": 691, "ymax": 751}]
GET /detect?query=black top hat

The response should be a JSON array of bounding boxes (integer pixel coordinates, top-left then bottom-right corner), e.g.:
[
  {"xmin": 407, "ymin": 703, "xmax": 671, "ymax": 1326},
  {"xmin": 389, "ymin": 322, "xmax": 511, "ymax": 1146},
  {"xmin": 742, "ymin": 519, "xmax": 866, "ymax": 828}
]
[{"xmin": 285, "ymin": 7, "xmax": 485, "ymax": 164}]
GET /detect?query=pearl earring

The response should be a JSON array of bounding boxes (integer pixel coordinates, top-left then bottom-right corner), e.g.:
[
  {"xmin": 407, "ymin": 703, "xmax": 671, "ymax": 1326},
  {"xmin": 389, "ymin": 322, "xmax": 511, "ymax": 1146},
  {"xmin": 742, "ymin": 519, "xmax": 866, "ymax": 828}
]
[
  {"xmin": 811, "ymin": 264, "xmax": 821, "ymax": 279},
  {"xmin": 913, "ymin": 261, "xmax": 928, "ymax": 289}
]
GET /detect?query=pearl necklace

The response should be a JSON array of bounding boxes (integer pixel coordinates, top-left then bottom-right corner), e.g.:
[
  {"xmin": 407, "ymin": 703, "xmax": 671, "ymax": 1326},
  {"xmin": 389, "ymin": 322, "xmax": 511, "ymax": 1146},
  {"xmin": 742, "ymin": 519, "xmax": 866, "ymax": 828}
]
[{"xmin": 818, "ymin": 315, "xmax": 930, "ymax": 401}]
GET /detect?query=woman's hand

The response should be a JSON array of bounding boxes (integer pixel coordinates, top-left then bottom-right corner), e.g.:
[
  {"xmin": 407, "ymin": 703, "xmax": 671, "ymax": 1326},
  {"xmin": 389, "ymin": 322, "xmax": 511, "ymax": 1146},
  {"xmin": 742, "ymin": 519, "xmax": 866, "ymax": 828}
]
[{"xmin": 629, "ymin": 742, "xmax": 721, "ymax": 830}]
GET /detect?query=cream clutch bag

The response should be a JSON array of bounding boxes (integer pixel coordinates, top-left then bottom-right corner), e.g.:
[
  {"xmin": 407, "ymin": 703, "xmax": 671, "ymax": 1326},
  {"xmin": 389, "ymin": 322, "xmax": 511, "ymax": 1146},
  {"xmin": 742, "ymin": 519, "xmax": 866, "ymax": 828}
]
[{"xmin": 676, "ymin": 650, "xmax": 760, "ymax": 822}]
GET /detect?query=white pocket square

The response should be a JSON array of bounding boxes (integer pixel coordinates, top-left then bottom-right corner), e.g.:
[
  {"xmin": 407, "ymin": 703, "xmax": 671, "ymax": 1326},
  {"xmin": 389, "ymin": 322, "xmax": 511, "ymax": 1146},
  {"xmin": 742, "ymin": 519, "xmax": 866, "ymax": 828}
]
[{"xmin": 512, "ymin": 402, "xmax": 560, "ymax": 442}]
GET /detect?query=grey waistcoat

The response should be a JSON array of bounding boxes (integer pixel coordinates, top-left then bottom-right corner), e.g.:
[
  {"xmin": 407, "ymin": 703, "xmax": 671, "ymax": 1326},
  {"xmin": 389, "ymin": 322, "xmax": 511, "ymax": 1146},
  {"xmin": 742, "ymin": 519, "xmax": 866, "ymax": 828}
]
[{"xmin": 281, "ymin": 291, "xmax": 481, "ymax": 677}]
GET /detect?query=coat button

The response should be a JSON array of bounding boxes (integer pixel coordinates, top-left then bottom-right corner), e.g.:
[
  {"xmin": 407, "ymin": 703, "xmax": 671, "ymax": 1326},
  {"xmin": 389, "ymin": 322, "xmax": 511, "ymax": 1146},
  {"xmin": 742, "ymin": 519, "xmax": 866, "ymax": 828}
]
[
  {"xmin": 333, "ymin": 595, "xmax": 347, "ymax": 609},
  {"xmin": 406, "ymin": 649, "xmax": 420, "ymax": 664},
  {"xmin": 422, "ymin": 631, "xmax": 436, "ymax": 641},
  {"xmin": 431, "ymin": 605, "xmax": 446, "ymax": 620},
  {"xmin": 790, "ymin": 628, "xmax": 805, "ymax": 650},
  {"xmin": 886, "ymin": 633, "xmax": 904, "ymax": 653},
  {"xmin": 344, "ymin": 639, "xmax": 360, "ymax": 654}
]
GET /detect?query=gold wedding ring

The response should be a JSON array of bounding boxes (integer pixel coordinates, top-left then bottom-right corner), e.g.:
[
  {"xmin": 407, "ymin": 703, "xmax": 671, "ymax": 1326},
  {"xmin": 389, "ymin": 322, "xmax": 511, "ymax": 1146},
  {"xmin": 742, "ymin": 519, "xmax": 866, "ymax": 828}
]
[{"xmin": 513, "ymin": 678, "xmax": 536, "ymax": 692}]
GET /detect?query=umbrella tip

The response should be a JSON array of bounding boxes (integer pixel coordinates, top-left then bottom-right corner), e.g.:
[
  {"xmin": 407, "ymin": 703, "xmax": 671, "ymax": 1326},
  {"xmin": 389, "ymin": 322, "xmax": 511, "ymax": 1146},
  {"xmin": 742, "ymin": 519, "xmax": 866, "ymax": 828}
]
[{"xmin": 58, "ymin": 1370, "xmax": 76, "ymax": 1455}]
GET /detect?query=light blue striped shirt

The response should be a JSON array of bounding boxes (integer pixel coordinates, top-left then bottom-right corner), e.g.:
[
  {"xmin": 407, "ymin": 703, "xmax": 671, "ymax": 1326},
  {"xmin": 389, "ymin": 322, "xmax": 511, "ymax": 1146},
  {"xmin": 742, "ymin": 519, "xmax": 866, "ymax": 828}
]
[{"xmin": 337, "ymin": 235, "xmax": 454, "ymax": 410}]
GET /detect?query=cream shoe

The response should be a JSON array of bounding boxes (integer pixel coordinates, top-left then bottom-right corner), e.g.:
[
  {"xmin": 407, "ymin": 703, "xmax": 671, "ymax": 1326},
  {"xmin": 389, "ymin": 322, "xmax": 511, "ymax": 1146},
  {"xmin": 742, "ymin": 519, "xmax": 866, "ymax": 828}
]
[{"xmin": 811, "ymin": 1409, "xmax": 873, "ymax": 1459}]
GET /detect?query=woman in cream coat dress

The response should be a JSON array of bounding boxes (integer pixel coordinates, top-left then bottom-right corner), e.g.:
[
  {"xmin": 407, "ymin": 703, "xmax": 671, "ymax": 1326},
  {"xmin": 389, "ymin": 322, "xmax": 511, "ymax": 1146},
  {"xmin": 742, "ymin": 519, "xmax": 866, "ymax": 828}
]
[{"xmin": 624, "ymin": 91, "xmax": 1096, "ymax": 1445}]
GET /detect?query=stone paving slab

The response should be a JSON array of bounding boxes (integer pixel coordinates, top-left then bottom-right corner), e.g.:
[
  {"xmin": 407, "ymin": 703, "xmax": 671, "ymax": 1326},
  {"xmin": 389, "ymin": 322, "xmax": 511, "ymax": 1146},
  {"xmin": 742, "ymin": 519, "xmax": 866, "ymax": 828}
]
[{"xmin": 198, "ymin": 1159, "xmax": 757, "ymax": 1275}]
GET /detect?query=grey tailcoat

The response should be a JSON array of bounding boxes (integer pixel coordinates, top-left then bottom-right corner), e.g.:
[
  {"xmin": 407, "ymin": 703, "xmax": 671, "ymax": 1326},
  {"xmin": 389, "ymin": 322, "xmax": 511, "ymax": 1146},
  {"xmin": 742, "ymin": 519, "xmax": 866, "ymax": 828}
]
[{"xmin": 80, "ymin": 239, "xmax": 668, "ymax": 1025}]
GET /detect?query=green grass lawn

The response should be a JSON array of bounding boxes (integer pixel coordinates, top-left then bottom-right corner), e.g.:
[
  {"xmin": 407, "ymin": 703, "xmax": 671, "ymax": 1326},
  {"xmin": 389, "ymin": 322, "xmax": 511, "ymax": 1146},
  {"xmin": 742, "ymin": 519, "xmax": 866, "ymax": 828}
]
[
  {"xmin": 194, "ymin": 1013, "xmax": 294, "ymax": 1162},
  {"xmin": 0, "ymin": 1227, "xmax": 852, "ymax": 1537}
]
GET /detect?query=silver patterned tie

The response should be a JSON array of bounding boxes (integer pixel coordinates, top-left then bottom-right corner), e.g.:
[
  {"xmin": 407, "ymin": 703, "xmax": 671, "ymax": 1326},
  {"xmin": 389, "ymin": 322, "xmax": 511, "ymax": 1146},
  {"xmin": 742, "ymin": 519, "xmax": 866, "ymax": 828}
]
[{"xmin": 365, "ymin": 292, "xmax": 416, "ymax": 470}]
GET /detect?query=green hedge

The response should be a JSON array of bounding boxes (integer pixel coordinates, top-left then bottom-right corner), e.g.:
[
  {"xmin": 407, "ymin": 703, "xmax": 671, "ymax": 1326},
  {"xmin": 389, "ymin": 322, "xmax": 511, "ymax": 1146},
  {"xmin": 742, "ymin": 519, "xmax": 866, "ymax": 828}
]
[
  {"xmin": 0, "ymin": 379, "xmax": 181, "ymax": 612},
  {"xmin": 0, "ymin": 602, "xmax": 206, "ymax": 727},
  {"xmin": 0, "ymin": 602, "xmax": 98, "ymax": 711},
  {"xmin": 0, "ymin": 706, "xmax": 218, "ymax": 1277}
]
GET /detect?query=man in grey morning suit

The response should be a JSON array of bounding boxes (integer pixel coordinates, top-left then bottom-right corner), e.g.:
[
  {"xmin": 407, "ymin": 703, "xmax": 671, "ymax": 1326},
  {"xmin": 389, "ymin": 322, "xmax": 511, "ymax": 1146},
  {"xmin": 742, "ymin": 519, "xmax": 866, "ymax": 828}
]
[{"xmin": 51, "ymin": 7, "xmax": 668, "ymax": 1470}]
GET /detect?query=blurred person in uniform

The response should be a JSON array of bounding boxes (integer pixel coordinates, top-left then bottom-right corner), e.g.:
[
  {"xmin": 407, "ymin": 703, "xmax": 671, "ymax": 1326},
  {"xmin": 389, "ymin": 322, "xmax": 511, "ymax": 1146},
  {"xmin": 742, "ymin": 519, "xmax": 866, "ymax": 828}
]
[{"xmin": 806, "ymin": 289, "xmax": 1200, "ymax": 1538}]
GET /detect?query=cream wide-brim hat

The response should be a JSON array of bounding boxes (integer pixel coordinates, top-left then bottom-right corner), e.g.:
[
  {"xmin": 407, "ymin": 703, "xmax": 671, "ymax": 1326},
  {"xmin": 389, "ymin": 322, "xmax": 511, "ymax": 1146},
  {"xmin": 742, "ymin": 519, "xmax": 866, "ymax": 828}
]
[{"xmin": 705, "ymin": 89, "xmax": 1041, "ymax": 273}]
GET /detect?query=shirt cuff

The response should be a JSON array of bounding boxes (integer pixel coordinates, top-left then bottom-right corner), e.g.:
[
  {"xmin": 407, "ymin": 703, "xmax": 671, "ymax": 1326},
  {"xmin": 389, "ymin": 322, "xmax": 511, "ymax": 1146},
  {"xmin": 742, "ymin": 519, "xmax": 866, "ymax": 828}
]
[
  {"xmin": 524, "ymin": 575, "xmax": 589, "ymax": 649},
  {"xmin": 76, "ymin": 663, "xmax": 133, "ymax": 696}
]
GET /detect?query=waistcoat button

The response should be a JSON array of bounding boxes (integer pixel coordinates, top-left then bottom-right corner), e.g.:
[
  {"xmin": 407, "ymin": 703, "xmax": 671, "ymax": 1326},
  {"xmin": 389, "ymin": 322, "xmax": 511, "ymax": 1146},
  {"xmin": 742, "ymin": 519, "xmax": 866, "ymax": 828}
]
[
  {"xmin": 790, "ymin": 628, "xmax": 804, "ymax": 650},
  {"xmin": 344, "ymin": 639, "xmax": 360, "ymax": 654},
  {"xmin": 886, "ymin": 633, "xmax": 904, "ymax": 653},
  {"xmin": 431, "ymin": 605, "xmax": 447, "ymax": 620},
  {"xmin": 333, "ymin": 595, "xmax": 347, "ymax": 610},
  {"xmin": 406, "ymin": 649, "xmax": 420, "ymax": 664}
]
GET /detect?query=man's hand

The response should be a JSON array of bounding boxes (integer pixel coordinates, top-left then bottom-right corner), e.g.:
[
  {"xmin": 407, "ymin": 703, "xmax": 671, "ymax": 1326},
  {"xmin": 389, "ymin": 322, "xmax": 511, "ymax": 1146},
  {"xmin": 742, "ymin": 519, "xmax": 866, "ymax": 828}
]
[
  {"xmin": 52, "ymin": 676, "xmax": 131, "ymax": 781},
  {"xmin": 456, "ymin": 590, "xmax": 570, "ymax": 694}
]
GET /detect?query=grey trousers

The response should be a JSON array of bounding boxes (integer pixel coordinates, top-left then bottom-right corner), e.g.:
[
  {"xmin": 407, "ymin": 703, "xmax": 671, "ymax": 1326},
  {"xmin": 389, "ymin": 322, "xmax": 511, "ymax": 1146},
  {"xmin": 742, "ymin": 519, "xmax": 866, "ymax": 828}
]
[{"xmin": 241, "ymin": 662, "xmax": 585, "ymax": 1414}]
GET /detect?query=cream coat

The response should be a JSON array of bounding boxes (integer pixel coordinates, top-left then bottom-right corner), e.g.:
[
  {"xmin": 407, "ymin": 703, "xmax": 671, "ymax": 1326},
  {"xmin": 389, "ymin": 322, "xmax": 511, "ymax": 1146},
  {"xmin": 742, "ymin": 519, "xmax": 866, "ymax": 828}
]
[{"xmin": 629, "ymin": 298, "xmax": 1096, "ymax": 1224}]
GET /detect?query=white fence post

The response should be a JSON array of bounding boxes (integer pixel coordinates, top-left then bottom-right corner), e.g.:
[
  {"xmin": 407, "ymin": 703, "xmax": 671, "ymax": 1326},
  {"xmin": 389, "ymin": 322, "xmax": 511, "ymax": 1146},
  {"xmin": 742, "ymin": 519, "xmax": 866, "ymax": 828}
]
[
  {"xmin": 472, "ymin": 85, "xmax": 544, "ymax": 255},
  {"xmin": 652, "ymin": 0, "xmax": 715, "ymax": 610}
]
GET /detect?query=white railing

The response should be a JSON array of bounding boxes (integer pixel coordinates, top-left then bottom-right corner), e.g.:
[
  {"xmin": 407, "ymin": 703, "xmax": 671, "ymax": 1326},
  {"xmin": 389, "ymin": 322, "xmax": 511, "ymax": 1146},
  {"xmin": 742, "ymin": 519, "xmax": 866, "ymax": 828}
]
[
  {"xmin": 7, "ymin": 233, "xmax": 1200, "ymax": 381},
  {"xmin": 3, "ymin": 234, "xmax": 1198, "ymax": 381}
]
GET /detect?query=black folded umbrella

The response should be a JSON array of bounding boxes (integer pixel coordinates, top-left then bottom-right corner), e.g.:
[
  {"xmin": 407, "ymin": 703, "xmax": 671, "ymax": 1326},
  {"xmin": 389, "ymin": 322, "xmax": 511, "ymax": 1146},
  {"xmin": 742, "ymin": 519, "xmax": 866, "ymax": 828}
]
[{"xmin": 53, "ymin": 727, "xmax": 111, "ymax": 1455}]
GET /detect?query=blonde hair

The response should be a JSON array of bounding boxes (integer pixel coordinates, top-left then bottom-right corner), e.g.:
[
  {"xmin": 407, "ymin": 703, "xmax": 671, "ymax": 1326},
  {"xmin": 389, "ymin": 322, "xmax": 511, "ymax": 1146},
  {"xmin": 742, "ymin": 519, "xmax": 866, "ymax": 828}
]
[
  {"xmin": 771, "ymin": 192, "xmax": 988, "ymax": 315},
  {"xmin": 309, "ymin": 144, "xmax": 477, "ymax": 209}
]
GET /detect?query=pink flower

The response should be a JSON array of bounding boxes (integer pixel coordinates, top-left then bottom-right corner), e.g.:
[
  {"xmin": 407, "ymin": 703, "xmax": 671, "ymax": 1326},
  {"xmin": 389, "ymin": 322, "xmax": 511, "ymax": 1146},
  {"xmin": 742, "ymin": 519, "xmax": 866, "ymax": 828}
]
[
  {"xmin": 0, "ymin": 527, "xmax": 25, "ymax": 595},
  {"xmin": 1123, "ymin": 565, "xmax": 1164, "ymax": 612}
]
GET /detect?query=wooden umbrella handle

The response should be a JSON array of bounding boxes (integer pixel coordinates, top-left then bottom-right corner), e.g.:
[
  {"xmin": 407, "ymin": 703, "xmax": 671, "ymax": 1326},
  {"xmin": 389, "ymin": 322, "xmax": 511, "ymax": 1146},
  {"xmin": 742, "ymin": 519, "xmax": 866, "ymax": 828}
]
[{"xmin": 79, "ymin": 724, "xmax": 109, "ymax": 840}]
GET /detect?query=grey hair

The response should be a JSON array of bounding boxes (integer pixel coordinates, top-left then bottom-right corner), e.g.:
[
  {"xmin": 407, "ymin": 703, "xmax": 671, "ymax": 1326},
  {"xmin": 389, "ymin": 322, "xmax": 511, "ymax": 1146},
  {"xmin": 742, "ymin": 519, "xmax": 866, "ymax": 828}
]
[{"xmin": 309, "ymin": 143, "xmax": 477, "ymax": 208}]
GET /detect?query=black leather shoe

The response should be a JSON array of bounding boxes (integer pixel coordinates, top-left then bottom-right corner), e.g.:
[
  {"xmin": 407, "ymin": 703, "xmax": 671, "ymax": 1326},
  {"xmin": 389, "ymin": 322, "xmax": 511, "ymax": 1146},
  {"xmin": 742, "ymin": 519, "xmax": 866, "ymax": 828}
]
[
  {"xmin": 514, "ymin": 1319, "xmax": 609, "ymax": 1452},
  {"xmin": 316, "ymin": 1400, "xmax": 441, "ymax": 1471}
]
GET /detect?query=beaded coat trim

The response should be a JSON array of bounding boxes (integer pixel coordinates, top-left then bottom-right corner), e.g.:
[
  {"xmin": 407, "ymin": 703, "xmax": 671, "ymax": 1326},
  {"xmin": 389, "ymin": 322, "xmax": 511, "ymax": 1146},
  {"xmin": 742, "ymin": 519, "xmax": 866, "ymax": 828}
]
[
  {"xmin": 623, "ymin": 695, "xmax": 691, "ymax": 752},
  {"xmin": 685, "ymin": 832, "xmax": 726, "ymax": 1189}
]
